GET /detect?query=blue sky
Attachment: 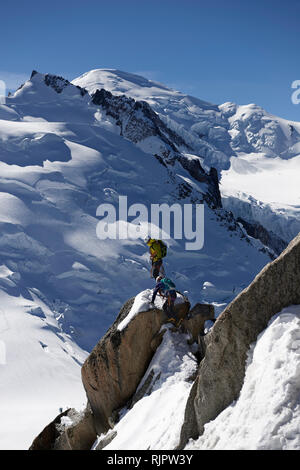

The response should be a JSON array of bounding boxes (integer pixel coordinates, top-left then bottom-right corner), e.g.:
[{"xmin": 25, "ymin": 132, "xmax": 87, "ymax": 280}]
[{"xmin": 1, "ymin": 0, "xmax": 300, "ymax": 120}]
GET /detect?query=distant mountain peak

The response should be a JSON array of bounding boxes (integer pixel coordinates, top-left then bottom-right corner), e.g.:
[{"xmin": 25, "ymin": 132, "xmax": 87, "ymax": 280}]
[{"xmin": 14, "ymin": 70, "xmax": 88, "ymax": 99}]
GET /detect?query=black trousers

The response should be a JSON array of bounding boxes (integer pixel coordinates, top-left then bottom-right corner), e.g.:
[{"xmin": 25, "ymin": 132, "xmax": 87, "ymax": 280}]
[
  {"xmin": 162, "ymin": 290, "xmax": 177, "ymax": 318},
  {"xmin": 152, "ymin": 259, "xmax": 162, "ymax": 279}
]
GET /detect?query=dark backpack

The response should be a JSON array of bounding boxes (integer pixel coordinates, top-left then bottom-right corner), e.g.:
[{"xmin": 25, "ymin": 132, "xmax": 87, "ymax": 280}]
[{"xmin": 158, "ymin": 240, "xmax": 167, "ymax": 258}]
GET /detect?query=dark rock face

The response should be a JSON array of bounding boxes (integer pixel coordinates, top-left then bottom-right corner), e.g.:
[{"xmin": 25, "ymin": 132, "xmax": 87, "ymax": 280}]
[
  {"xmin": 208, "ymin": 167, "xmax": 222, "ymax": 209},
  {"xmin": 183, "ymin": 303, "xmax": 215, "ymax": 343},
  {"xmin": 29, "ymin": 406, "xmax": 97, "ymax": 450},
  {"xmin": 28, "ymin": 70, "xmax": 88, "ymax": 96},
  {"xmin": 176, "ymin": 156, "xmax": 222, "ymax": 209},
  {"xmin": 81, "ymin": 298, "xmax": 190, "ymax": 435},
  {"xmin": 179, "ymin": 231, "xmax": 300, "ymax": 448},
  {"xmin": 29, "ymin": 409, "xmax": 70, "ymax": 450},
  {"xmin": 44, "ymin": 74, "xmax": 70, "ymax": 94},
  {"xmin": 30, "ymin": 70, "xmax": 38, "ymax": 79}
]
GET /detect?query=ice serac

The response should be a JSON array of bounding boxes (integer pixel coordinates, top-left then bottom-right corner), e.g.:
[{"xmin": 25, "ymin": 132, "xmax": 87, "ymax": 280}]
[{"xmin": 179, "ymin": 231, "xmax": 300, "ymax": 448}]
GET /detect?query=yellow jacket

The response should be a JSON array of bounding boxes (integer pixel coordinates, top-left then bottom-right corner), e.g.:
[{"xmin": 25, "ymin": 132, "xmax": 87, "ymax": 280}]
[{"xmin": 147, "ymin": 239, "xmax": 162, "ymax": 262}]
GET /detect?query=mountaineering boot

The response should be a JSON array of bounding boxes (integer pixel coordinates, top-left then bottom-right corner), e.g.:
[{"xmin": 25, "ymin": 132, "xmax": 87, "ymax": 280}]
[
  {"xmin": 167, "ymin": 316, "xmax": 184, "ymax": 330},
  {"xmin": 175, "ymin": 317, "xmax": 184, "ymax": 329}
]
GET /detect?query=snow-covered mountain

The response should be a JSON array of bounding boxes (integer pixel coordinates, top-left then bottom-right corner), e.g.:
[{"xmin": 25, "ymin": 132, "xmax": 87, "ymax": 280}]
[
  {"xmin": 73, "ymin": 69, "xmax": 300, "ymax": 248},
  {"xmin": 0, "ymin": 68, "xmax": 299, "ymax": 449}
]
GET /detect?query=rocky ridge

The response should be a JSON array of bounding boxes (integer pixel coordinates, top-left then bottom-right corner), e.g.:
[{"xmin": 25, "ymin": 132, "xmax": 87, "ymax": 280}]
[
  {"xmin": 29, "ymin": 231, "xmax": 300, "ymax": 450},
  {"xmin": 30, "ymin": 296, "xmax": 214, "ymax": 450},
  {"xmin": 91, "ymin": 87, "xmax": 222, "ymax": 209}
]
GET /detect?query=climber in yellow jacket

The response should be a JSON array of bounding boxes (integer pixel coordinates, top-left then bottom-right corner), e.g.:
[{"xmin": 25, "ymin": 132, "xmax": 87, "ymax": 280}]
[{"xmin": 144, "ymin": 236, "xmax": 166, "ymax": 279}]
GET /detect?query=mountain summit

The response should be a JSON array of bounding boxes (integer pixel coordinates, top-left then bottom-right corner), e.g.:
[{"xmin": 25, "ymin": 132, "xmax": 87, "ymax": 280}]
[{"xmin": 73, "ymin": 69, "xmax": 300, "ymax": 246}]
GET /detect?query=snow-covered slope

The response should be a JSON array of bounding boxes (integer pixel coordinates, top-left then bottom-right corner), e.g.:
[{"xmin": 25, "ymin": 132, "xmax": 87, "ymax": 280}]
[
  {"xmin": 0, "ymin": 288, "xmax": 87, "ymax": 450},
  {"xmin": 73, "ymin": 69, "xmax": 300, "ymax": 246}
]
